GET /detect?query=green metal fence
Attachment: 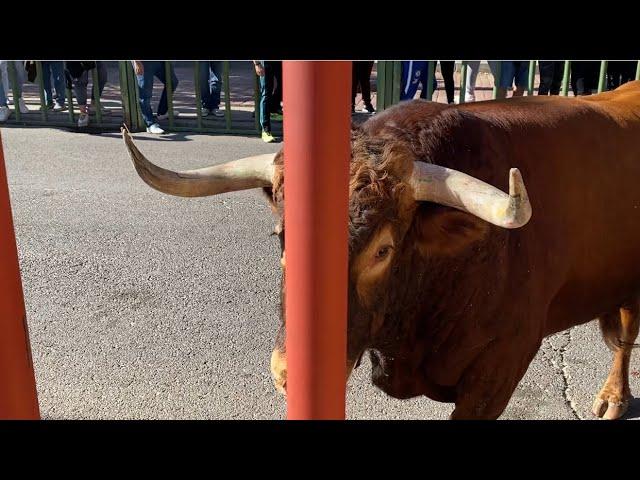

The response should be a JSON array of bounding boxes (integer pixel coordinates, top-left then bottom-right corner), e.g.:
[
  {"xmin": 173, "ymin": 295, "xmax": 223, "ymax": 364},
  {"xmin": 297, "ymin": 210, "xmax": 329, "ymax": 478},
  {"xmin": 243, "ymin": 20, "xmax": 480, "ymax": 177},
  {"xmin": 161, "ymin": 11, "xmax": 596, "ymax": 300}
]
[
  {"xmin": 1, "ymin": 61, "xmax": 268, "ymax": 135},
  {"xmin": 2, "ymin": 60, "xmax": 640, "ymax": 131},
  {"xmin": 376, "ymin": 60, "xmax": 640, "ymax": 111}
]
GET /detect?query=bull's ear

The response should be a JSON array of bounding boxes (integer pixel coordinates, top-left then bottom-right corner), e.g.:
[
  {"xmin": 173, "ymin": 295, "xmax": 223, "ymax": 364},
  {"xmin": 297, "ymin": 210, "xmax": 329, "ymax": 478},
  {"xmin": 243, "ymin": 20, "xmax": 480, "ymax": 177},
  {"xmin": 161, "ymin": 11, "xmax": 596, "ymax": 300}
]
[{"xmin": 413, "ymin": 203, "xmax": 490, "ymax": 257}]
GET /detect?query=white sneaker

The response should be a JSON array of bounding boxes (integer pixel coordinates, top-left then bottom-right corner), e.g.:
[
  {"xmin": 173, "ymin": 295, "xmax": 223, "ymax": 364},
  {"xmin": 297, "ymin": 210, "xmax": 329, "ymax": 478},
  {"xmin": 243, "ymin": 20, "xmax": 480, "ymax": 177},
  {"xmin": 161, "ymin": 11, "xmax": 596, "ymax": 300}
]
[
  {"xmin": 18, "ymin": 97, "xmax": 28, "ymax": 113},
  {"xmin": 212, "ymin": 108, "xmax": 225, "ymax": 117},
  {"xmin": 157, "ymin": 111, "xmax": 180, "ymax": 120},
  {"xmin": 77, "ymin": 113, "xmax": 89, "ymax": 127},
  {"xmin": 146, "ymin": 123, "xmax": 165, "ymax": 134},
  {"xmin": 52, "ymin": 102, "xmax": 67, "ymax": 112},
  {"xmin": 0, "ymin": 106, "xmax": 11, "ymax": 122},
  {"xmin": 465, "ymin": 93, "xmax": 476, "ymax": 102},
  {"xmin": 201, "ymin": 108, "xmax": 210, "ymax": 117}
]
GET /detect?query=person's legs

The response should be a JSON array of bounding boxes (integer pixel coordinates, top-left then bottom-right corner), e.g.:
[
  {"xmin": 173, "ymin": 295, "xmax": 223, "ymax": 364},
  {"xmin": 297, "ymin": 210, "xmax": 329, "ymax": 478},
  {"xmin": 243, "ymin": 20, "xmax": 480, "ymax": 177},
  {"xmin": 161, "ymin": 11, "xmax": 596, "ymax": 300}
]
[
  {"xmin": 270, "ymin": 61, "xmax": 282, "ymax": 113},
  {"xmin": 154, "ymin": 61, "xmax": 178, "ymax": 116},
  {"xmin": 50, "ymin": 61, "xmax": 66, "ymax": 107},
  {"xmin": 41, "ymin": 61, "xmax": 54, "ymax": 107},
  {"xmin": 537, "ymin": 61, "xmax": 554, "ymax": 95},
  {"xmin": 351, "ymin": 62, "xmax": 359, "ymax": 110},
  {"xmin": 512, "ymin": 61, "xmax": 529, "ymax": 97},
  {"xmin": 489, "ymin": 61, "xmax": 509, "ymax": 99},
  {"xmin": 401, "ymin": 61, "xmax": 426, "ymax": 101},
  {"xmin": 199, "ymin": 61, "xmax": 212, "ymax": 111},
  {"xmin": 136, "ymin": 62, "xmax": 156, "ymax": 127},
  {"xmin": 0, "ymin": 80, "xmax": 10, "ymax": 121},
  {"xmin": 209, "ymin": 61, "xmax": 223, "ymax": 110},
  {"xmin": 549, "ymin": 61, "xmax": 564, "ymax": 95},
  {"xmin": 465, "ymin": 60, "xmax": 481, "ymax": 101},
  {"xmin": 440, "ymin": 61, "xmax": 455, "ymax": 103}
]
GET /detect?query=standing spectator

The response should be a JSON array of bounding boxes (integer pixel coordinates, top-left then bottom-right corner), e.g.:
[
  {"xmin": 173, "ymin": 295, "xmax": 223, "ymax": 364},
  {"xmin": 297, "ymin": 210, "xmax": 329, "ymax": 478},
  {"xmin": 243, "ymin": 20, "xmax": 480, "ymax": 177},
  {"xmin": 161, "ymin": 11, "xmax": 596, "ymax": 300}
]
[
  {"xmin": 538, "ymin": 61, "xmax": 564, "ymax": 96},
  {"xmin": 607, "ymin": 61, "xmax": 636, "ymax": 90},
  {"xmin": 489, "ymin": 61, "xmax": 529, "ymax": 99},
  {"xmin": 425, "ymin": 61, "xmax": 455, "ymax": 104},
  {"xmin": 270, "ymin": 61, "xmax": 283, "ymax": 117},
  {"xmin": 463, "ymin": 60, "xmax": 482, "ymax": 102},
  {"xmin": 570, "ymin": 61, "xmax": 600, "ymax": 97},
  {"xmin": 0, "ymin": 78, "xmax": 10, "ymax": 122},
  {"xmin": 65, "ymin": 61, "xmax": 108, "ymax": 128},
  {"xmin": 133, "ymin": 60, "xmax": 179, "ymax": 135},
  {"xmin": 0, "ymin": 60, "xmax": 28, "ymax": 113},
  {"xmin": 254, "ymin": 60, "xmax": 277, "ymax": 143},
  {"xmin": 41, "ymin": 61, "xmax": 67, "ymax": 111},
  {"xmin": 199, "ymin": 61, "xmax": 224, "ymax": 117},
  {"xmin": 352, "ymin": 61, "xmax": 375, "ymax": 113},
  {"xmin": 401, "ymin": 61, "xmax": 436, "ymax": 101}
]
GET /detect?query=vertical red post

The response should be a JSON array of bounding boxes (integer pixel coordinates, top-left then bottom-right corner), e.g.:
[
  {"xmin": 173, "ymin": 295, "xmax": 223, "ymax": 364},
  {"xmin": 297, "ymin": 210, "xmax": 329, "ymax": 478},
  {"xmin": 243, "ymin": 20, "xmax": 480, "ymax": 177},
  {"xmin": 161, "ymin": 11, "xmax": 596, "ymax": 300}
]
[
  {"xmin": 0, "ymin": 131, "xmax": 40, "ymax": 419},
  {"xmin": 283, "ymin": 61, "xmax": 351, "ymax": 419}
]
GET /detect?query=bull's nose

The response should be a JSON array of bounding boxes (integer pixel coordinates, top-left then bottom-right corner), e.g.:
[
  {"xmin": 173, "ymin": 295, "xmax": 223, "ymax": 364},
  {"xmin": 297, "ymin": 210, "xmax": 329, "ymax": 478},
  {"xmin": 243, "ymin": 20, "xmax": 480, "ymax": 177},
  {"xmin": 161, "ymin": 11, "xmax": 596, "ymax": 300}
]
[{"xmin": 270, "ymin": 349, "xmax": 287, "ymax": 395}]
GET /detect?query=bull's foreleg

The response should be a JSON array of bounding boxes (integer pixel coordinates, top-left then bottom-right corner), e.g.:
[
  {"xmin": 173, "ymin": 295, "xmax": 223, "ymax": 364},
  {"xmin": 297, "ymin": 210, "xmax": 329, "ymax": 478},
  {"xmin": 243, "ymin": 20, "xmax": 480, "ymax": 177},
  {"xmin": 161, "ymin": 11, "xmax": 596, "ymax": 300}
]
[
  {"xmin": 593, "ymin": 300, "xmax": 639, "ymax": 420},
  {"xmin": 450, "ymin": 340, "xmax": 538, "ymax": 420}
]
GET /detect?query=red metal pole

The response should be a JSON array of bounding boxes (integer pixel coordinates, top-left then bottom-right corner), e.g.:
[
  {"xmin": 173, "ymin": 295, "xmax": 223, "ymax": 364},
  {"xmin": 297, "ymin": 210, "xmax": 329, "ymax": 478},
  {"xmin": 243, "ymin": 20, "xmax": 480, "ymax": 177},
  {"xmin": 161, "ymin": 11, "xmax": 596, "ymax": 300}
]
[
  {"xmin": 283, "ymin": 61, "xmax": 351, "ymax": 419},
  {"xmin": 0, "ymin": 131, "xmax": 40, "ymax": 419}
]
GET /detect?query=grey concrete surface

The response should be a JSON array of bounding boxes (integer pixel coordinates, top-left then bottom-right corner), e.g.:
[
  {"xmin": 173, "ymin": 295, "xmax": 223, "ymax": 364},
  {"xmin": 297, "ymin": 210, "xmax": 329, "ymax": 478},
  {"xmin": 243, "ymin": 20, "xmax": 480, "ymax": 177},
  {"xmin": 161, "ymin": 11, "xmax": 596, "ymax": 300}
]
[{"xmin": 3, "ymin": 126, "xmax": 639, "ymax": 420}]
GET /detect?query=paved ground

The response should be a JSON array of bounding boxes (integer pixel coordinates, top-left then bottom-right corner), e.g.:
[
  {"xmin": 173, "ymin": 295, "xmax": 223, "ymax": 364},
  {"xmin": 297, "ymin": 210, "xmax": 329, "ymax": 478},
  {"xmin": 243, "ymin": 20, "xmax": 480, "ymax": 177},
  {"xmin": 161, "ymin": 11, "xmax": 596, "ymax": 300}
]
[{"xmin": 3, "ymin": 126, "xmax": 639, "ymax": 420}]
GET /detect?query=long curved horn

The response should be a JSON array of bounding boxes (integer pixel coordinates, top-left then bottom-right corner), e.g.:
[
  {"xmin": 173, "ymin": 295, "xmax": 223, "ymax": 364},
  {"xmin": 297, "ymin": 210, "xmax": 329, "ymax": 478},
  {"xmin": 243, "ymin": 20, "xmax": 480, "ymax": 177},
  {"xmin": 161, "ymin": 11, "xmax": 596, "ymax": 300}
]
[
  {"xmin": 409, "ymin": 162, "xmax": 532, "ymax": 229},
  {"xmin": 122, "ymin": 126, "xmax": 275, "ymax": 197}
]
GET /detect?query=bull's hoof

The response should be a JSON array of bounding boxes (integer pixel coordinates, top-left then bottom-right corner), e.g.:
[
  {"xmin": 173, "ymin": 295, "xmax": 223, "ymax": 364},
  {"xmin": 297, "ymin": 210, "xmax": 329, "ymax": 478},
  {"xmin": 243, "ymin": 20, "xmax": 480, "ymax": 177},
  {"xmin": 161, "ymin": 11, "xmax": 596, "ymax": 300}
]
[{"xmin": 592, "ymin": 395, "xmax": 629, "ymax": 420}]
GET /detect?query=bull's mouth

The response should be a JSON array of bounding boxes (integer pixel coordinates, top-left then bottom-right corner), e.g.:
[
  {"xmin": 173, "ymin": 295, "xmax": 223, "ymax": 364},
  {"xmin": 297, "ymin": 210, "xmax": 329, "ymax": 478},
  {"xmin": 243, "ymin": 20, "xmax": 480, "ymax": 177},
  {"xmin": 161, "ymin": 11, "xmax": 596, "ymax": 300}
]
[
  {"xmin": 270, "ymin": 349, "xmax": 288, "ymax": 395},
  {"xmin": 269, "ymin": 348, "xmax": 362, "ymax": 396}
]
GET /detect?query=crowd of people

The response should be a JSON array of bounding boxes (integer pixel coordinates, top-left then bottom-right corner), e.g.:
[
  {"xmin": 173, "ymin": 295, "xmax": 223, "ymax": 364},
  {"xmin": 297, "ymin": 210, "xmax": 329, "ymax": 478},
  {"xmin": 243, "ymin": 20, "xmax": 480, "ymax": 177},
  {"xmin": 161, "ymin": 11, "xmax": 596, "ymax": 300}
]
[{"xmin": 1, "ymin": 61, "xmax": 637, "ymax": 140}]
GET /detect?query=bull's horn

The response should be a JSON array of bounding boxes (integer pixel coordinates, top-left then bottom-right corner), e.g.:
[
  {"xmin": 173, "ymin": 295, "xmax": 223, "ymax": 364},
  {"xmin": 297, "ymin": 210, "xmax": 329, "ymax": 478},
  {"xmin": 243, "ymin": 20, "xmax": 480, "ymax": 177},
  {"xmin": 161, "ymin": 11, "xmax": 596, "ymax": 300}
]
[
  {"xmin": 409, "ymin": 162, "xmax": 532, "ymax": 229},
  {"xmin": 121, "ymin": 126, "xmax": 275, "ymax": 197}
]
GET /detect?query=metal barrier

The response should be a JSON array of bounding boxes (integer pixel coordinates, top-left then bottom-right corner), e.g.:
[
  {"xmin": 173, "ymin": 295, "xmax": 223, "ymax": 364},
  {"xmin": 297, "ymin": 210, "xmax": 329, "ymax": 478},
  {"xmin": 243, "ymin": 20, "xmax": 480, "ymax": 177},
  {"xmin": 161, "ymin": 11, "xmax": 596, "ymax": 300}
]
[
  {"xmin": 376, "ymin": 60, "xmax": 640, "ymax": 111},
  {"xmin": 3, "ymin": 60, "xmax": 640, "ymax": 130}
]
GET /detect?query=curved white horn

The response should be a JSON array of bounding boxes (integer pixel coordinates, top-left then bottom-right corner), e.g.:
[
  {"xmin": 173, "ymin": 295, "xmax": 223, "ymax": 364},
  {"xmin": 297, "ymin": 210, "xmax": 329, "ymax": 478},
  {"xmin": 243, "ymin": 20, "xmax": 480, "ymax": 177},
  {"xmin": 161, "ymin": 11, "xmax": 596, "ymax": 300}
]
[
  {"xmin": 409, "ymin": 161, "xmax": 532, "ymax": 229},
  {"xmin": 122, "ymin": 126, "xmax": 275, "ymax": 197}
]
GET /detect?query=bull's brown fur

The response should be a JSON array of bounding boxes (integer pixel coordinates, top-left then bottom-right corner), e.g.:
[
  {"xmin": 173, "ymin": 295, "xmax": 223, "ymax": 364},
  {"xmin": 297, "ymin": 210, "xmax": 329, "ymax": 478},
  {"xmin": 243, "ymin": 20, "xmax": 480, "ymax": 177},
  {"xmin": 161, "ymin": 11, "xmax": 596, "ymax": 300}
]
[{"xmin": 270, "ymin": 81, "xmax": 640, "ymax": 419}]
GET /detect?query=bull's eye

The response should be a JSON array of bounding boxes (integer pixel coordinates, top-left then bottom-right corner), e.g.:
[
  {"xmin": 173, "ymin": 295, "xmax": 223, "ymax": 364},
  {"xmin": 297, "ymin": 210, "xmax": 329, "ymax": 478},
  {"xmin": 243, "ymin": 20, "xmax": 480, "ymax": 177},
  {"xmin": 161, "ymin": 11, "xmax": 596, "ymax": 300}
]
[{"xmin": 375, "ymin": 245, "xmax": 392, "ymax": 260}]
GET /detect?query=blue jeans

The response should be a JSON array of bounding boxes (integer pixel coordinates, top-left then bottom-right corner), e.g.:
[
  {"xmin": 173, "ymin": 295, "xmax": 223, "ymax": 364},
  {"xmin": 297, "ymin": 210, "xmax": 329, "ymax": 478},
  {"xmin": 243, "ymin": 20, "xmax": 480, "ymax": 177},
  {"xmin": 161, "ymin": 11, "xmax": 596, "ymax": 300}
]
[
  {"xmin": 136, "ymin": 61, "xmax": 179, "ymax": 127},
  {"xmin": 400, "ymin": 61, "xmax": 438, "ymax": 101},
  {"xmin": 199, "ymin": 61, "xmax": 222, "ymax": 110},
  {"xmin": 42, "ymin": 61, "xmax": 66, "ymax": 107},
  {"xmin": 489, "ymin": 61, "xmax": 529, "ymax": 89}
]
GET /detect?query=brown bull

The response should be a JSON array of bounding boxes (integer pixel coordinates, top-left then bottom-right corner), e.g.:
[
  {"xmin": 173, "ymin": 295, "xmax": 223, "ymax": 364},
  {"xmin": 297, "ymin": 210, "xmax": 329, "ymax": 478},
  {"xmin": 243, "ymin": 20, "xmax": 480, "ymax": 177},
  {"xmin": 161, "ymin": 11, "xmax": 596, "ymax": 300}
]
[{"xmin": 122, "ymin": 80, "xmax": 640, "ymax": 419}]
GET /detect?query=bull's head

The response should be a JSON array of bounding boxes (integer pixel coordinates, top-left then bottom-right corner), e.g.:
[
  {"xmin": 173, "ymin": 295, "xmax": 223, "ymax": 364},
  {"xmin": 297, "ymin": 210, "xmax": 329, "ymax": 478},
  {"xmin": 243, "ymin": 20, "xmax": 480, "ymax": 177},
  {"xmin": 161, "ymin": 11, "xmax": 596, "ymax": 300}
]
[{"xmin": 122, "ymin": 117, "xmax": 531, "ymax": 397}]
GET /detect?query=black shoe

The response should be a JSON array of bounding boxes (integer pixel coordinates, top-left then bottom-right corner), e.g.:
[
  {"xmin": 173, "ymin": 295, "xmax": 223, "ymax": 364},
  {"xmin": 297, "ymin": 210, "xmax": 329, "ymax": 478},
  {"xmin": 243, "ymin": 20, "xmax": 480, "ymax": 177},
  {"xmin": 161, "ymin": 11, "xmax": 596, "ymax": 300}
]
[{"xmin": 362, "ymin": 103, "xmax": 376, "ymax": 114}]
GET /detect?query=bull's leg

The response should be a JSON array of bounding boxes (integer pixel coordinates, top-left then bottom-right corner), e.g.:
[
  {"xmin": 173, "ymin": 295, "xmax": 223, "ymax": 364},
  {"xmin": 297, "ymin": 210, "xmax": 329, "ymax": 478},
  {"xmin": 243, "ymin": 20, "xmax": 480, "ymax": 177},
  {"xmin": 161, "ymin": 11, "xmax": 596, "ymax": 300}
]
[
  {"xmin": 450, "ymin": 340, "xmax": 538, "ymax": 420},
  {"xmin": 592, "ymin": 300, "xmax": 639, "ymax": 420}
]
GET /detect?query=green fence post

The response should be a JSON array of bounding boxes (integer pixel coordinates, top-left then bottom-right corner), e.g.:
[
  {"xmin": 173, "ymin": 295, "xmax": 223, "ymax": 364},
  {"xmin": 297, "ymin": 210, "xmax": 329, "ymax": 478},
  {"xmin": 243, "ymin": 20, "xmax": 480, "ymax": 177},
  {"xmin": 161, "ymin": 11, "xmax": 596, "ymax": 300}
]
[
  {"xmin": 636, "ymin": 61, "xmax": 640, "ymax": 81},
  {"xmin": 92, "ymin": 66, "xmax": 102, "ymax": 126},
  {"xmin": 118, "ymin": 61, "xmax": 132, "ymax": 129},
  {"xmin": 527, "ymin": 60, "xmax": 536, "ymax": 96},
  {"xmin": 459, "ymin": 61, "xmax": 468, "ymax": 104},
  {"xmin": 7, "ymin": 62, "xmax": 22, "ymax": 122},
  {"xmin": 224, "ymin": 61, "xmax": 231, "ymax": 131},
  {"xmin": 426, "ymin": 61, "xmax": 435, "ymax": 101},
  {"xmin": 561, "ymin": 60, "xmax": 571, "ymax": 96},
  {"xmin": 194, "ymin": 61, "xmax": 203, "ymax": 130},
  {"xmin": 377, "ymin": 61, "xmax": 387, "ymax": 110},
  {"xmin": 165, "ymin": 61, "xmax": 175, "ymax": 129},
  {"xmin": 128, "ymin": 61, "xmax": 144, "ymax": 131},
  {"xmin": 35, "ymin": 61, "xmax": 48, "ymax": 121},
  {"xmin": 598, "ymin": 60, "xmax": 608, "ymax": 93},
  {"xmin": 492, "ymin": 61, "xmax": 502, "ymax": 99},
  {"xmin": 391, "ymin": 61, "xmax": 401, "ymax": 106}
]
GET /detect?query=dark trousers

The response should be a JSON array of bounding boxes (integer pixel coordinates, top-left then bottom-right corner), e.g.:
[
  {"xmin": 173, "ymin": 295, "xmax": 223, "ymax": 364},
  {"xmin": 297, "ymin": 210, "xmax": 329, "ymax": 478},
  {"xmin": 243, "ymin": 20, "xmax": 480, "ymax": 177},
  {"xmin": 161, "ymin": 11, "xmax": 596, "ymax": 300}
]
[
  {"xmin": 419, "ymin": 61, "xmax": 454, "ymax": 103},
  {"xmin": 269, "ymin": 62, "xmax": 282, "ymax": 113},
  {"xmin": 352, "ymin": 61, "xmax": 374, "ymax": 107},
  {"xmin": 607, "ymin": 61, "xmax": 636, "ymax": 90},
  {"xmin": 571, "ymin": 61, "xmax": 600, "ymax": 96},
  {"xmin": 538, "ymin": 61, "xmax": 564, "ymax": 95}
]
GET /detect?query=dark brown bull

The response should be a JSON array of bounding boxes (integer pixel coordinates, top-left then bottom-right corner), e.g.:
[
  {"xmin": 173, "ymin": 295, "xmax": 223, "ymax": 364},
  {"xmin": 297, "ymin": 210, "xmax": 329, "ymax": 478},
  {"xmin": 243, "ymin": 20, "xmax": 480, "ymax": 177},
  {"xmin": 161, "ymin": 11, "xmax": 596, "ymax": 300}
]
[{"xmin": 122, "ymin": 80, "xmax": 640, "ymax": 419}]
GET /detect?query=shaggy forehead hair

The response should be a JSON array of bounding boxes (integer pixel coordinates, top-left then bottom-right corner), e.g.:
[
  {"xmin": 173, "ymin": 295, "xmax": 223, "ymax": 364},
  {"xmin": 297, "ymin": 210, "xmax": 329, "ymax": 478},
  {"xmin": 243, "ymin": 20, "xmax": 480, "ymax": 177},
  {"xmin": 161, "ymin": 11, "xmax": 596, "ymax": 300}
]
[{"xmin": 348, "ymin": 126, "xmax": 417, "ymax": 255}]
